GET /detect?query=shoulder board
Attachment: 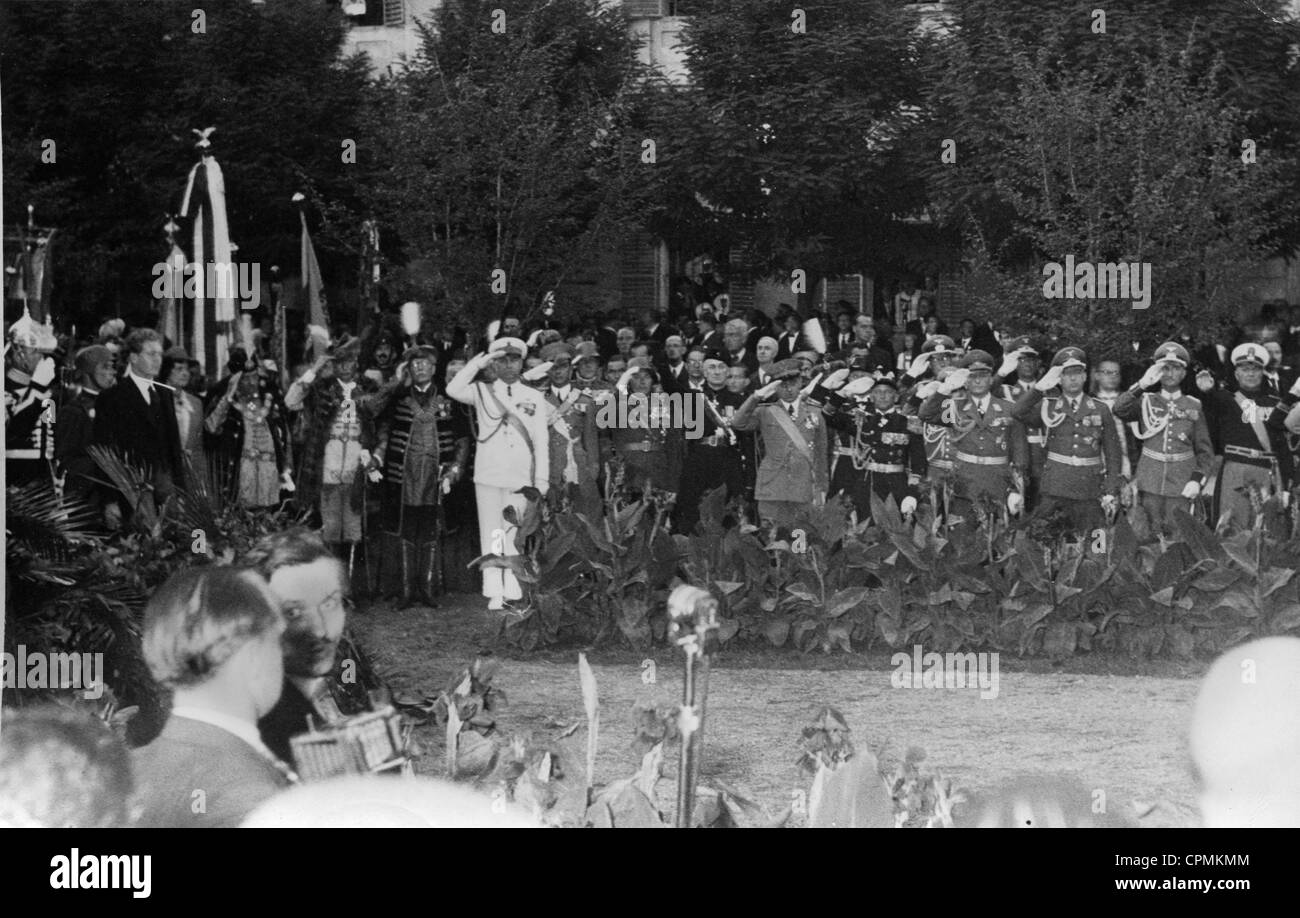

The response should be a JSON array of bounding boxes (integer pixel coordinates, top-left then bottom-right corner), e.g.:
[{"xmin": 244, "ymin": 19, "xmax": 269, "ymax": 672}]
[{"xmin": 1182, "ymin": 395, "xmax": 1201, "ymax": 406}]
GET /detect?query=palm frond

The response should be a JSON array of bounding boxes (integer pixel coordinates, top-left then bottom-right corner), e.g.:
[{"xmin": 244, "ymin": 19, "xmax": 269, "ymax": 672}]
[{"xmin": 5, "ymin": 480, "xmax": 100, "ymax": 547}]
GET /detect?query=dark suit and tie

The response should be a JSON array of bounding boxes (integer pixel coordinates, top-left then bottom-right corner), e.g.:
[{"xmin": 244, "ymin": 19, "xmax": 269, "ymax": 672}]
[
  {"xmin": 660, "ymin": 361, "xmax": 691, "ymax": 393},
  {"xmin": 93, "ymin": 370, "xmax": 186, "ymax": 507},
  {"xmin": 776, "ymin": 331, "xmax": 804, "ymax": 360}
]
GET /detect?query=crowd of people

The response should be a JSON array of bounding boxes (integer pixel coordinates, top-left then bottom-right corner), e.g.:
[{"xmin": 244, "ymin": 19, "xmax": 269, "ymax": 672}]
[
  {"xmin": 2, "ymin": 530, "xmax": 1296, "ymax": 827},
  {"xmin": 8, "ymin": 294, "xmax": 1300, "ymax": 610},
  {"xmin": 5, "ymin": 290, "xmax": 1300, "ymax": 827}
]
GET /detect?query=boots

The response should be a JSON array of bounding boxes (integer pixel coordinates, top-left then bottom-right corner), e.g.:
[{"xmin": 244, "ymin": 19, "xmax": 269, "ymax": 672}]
[
  {"xmin": 418, "ymin": 540, "xmax": 440, "ymax": 608},
  {"xmin": 399, "ymin": 541, "xmax": 418, "ymax": 610}
]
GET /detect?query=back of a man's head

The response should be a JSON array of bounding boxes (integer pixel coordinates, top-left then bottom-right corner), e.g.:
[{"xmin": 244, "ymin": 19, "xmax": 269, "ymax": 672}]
[
  {"xmin": 0, "ymin": 706, "xmax": 134, "ymax": 827},
  {"xmin": 143, "ymin": 566, "xmax": 281, "ymax": 689},
  {"xmin": 1190, "ymin": 637, "xmax": 1300, "ymax": 827}
]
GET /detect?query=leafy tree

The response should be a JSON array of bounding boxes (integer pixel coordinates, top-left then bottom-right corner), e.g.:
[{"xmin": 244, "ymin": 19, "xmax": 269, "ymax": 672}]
[
  {"xmin": 638, "ymin": 0, "xmax": 938, "ymax": 306},
  {"xmin": 0, "ymin": 0, "xmax": 372, "ymax": 327},
  {"xmin": 925, "ymin": 0, "xmax": 1300, "ymax": 353},
  {"xmin": 950, "ymin": 46, "xmax": 1292, "ymax": 356},
  {"xmin": 357, "ymin": 0, "xmax": 653, "ymax": 334}
]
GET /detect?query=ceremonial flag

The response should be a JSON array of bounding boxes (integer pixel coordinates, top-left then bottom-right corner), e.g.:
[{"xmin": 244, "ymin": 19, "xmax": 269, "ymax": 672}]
[
  {"xmin": 299, "ymin": 206, "xmax": 328, "ymax": 358},
  {"xmin": 27, "ymin": 230, "xmax": 54, "ymax": 323},
  {"xmin": 157, "ymin": 239, "xmax": 186, "ymax": 347},
  {"xmin": 300, "ymin": 209, "xmax": 326, "ymax": 326},
  {"xmin": 179, "ymin": 129, "xmax": 236, "ymax": 376}
]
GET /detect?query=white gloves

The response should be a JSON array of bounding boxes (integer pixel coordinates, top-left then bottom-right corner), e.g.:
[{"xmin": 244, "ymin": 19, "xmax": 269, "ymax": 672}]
[
  {"xmin": 1007, "ymin": 492, "xmax": 1024, "ymax": 515},
  {"xmin": 905, "ymin": 352, "xmax": 932, "ymax": 378},
  {"xmin": 800, "ymin": 373, "xmax": 824, "ymax": 398},
  {"xmin": 822, "ymin": 368, "xmax": 851, "ymax": 389},
  {"xmin": 616, "ymin": 368, "xmax": 637, "ymax": 392},
  {"xmin": 31, "ymin": 356, "xmax": 56, "ymax": 387},
  {"xmin": 1289, "ymin": 377, "xmax": 1300, "ymax": 399},
  {"xmin": 997, "ymin": 349, "xmax": 1025, "ymax": 379},
  {"xmin": 915, "ymin": 380, "xmax": 942, "ymax": 399},
  {"xmin": 900, "ymin": 496, "xmax": 917, "ymax": 515},
  {"xmin": 840, "ymin": 375, "xmax": 877, "ymax": 398},
  {"xmin": 937, "ymin": 367, "xmax": 970, "ymax": 395},
  {"xmin": 522, "ymin": 361, "xmax": 553, "ymax": 382},
  {"xmin": 1196, "ymin": 370, "xmax": 1215, "ymax": 393},
  {"xmin": 280, "ymin": 470, "xmax": 297, "ymax": 493},
  {"xmin": 1033, "ymin": 365, "xmax": 1063, "ymax": 392},
  {"xmin": 1181, "ymin": 481, "xmax": 1201, "ymax": 499},
  {"xmin": 1100, "ymin": 494, "xmax": 1118, "ymax": 515}
]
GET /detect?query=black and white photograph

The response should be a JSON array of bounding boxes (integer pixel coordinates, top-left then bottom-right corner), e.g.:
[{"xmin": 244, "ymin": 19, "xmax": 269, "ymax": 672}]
[{"xmin": 1, "ymin": 0, "xmax": 1297, "ymax": 871}]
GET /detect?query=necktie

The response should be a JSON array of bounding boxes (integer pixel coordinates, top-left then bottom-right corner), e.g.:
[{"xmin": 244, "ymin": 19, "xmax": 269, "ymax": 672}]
[{"xmin": 788, "ymin": 403, "xmax": 796, "ymax": 418}]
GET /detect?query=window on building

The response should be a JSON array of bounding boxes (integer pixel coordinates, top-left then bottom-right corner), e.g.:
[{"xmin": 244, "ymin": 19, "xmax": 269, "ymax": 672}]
[
  {"xmin": 664, "ymin": 0, "xmax": 684, "ymax": 15},
  {"xmin": 383, "ymin": 0, "xmax": 404, "ymax": 27}
]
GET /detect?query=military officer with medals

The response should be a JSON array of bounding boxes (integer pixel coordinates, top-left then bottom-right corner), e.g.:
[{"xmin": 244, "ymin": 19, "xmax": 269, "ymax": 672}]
[
  {"xmin": 373, "ymin": 344, "xmax": 469, "ymax": 608},
  {"xmin": 1110, "ymin": 341, "xmax": 1215, "ymax": 536},
  {"xmin": 1010, "ymin": 347, "xmax": 1123, "ymax": 535},
  {"xmin": 609, "ymin": 358, "xmax": 682, "ymax": 498},
  {"xmin": 997, "ymin": 336, "xmax": 1047, "ymax": 509},
  {"xmin": 673, "ymin": 348, "xmax": 747, "ymax": 532},
  {"xmin": 917, "ymin": 349, "xmax": 1029, "ymax": 522},
  {"xmin": 822, "ymin": 364, "xmax": 926, "ymax": 522},
  {"xmin": 730, "ymin": 358, "xmax": 829, "ymax": 529},
  {"xmin": 1193, "ymin": 342, "xmax": 1293, "ymax": 530},
  {"xmin": 447, "ymin": 336, "xmax": 550, "ymax": 611},
  {"xmin": 5, "ymin": 308, "xmax": 59, "ymax": 488},
  {"xmin": 531, "ymin": 342, "xmax": 602, "ymax": 520},
  {"xmin": 899, "ymin": 335, "xmax": 961, "ymax": 516}
]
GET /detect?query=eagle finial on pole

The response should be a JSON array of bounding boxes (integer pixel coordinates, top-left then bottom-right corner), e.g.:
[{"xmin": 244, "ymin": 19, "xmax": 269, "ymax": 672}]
[{"xmin": 192, "ymin": 126, "xmax": 217, "ymax": 150}]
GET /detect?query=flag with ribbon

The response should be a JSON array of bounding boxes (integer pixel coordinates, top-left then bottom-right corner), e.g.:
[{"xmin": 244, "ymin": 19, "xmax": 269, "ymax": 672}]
[
  {"xmin": 298, "ymin": 199, "xmax": 328, "ymax": 359},
  {"xmin": 179, "ymin": 128, "xmax": 236, "ymax": 376}
]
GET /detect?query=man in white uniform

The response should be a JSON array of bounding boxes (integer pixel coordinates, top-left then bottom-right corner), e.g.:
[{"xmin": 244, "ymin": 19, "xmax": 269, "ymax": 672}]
[{"xmin": 446, "ymin": 337, "xmax": 550, "ymax": 610}]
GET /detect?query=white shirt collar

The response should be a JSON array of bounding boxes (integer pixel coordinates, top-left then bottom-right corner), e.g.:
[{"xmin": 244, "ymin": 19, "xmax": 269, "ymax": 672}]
[
  {"xmin": 973, "ymin": 394, "xmax": 990, "ymax": 411},
  {"xmin": 552, "ymin": 384, "xmax": 571, "ymax": 398},
  {"xmin": 171, "ymin": 705, "xmax": 280, "ymax": 763},
  {"xmin": 126, "ymin": 366, "xmax": 154, "ymax": 401}
]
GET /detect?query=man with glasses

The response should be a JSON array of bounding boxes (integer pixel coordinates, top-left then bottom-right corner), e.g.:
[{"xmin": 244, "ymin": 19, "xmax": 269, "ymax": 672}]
[
  {"xmin": 1090, "ymin": 359, "xmax": 1133, "ymax": 485},
  {"xmin": 243, "ymin": 528, "xmax": 365, "ymax": 766}
]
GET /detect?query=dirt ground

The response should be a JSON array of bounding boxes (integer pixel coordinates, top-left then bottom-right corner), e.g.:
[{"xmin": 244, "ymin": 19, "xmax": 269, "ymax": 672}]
[{"xmin": 351, "ymin": 592, "xmax": 1204, "ymax": 825}]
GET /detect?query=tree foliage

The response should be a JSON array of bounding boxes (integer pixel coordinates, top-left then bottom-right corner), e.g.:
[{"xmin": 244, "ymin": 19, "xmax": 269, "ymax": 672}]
[
  {"xmin": 0, "ymin": 0, "xmax": 372, "ymax": 325},
  {"xmin": 357, "ymin": 0, "xmax": 653, "ymax": 332},
  {"xmin": 926, "ymin": 0, "xmax": 1300, "ymax": 353},
  {"xmin": 639, "ymin": 0, "xmax": 937, "ymax": 288}
]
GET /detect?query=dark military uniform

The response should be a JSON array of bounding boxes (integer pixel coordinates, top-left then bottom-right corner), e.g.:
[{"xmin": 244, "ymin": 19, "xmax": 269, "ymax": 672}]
[
  {"xmin": 5, "ymin": 363, "xmax": 57, "ymax": 488},
  {"xmin": 1011, "ymin": 347, "xmax": 1122, "ymax": 535},
  {"xmin": 824, "ymin": 385, "xmax": 926, "ymax": 521},
  {"xmin": 674, "ymin": 384, "xmax": 746, "ymax": 532},
  {"xmin": 609, "ymin": 391, "xmax": 683, "ymax": 497},
  {"xmin": 1199, "ymin": 343, "xmax": 1292, "ymax": 530},
  {"xmin": 999, "ymin": 336, "xmax": 1046, "ymax": 509}
]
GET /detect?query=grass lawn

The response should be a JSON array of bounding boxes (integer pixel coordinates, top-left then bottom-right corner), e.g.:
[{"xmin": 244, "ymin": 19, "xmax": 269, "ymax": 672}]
[{"xmin": 351, "ymin": 591, "xmax": 1206, "ymax": 826}]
